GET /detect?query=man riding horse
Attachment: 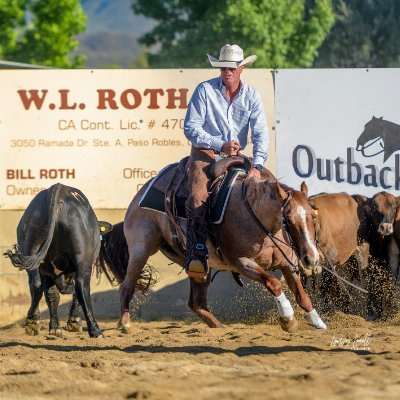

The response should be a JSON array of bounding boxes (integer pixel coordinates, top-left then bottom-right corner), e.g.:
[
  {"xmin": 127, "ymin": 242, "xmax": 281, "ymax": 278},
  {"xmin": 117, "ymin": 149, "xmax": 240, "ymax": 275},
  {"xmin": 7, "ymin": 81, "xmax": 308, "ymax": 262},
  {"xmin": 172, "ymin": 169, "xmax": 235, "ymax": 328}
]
[{"xmin": 184, "ymin": 43, "xmax": 269, "ymax": 279}]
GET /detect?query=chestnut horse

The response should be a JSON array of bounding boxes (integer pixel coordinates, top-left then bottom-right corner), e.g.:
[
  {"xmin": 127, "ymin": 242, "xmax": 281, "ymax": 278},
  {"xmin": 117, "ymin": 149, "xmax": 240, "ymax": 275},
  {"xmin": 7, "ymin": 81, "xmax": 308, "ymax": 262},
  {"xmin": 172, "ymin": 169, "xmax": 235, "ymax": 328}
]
[{"xmin": 100, "ymin": 164, "xmax": 327, "ymax": 332}]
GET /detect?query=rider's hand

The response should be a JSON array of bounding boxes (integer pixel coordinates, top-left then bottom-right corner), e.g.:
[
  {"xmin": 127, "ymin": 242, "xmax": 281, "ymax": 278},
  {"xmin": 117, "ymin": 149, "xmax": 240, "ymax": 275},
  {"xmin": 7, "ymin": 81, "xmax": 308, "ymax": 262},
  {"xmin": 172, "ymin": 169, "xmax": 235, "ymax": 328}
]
[
  {"xmin": 247, "ymin": 167, "xmax": 261, "ymax": 180},
  {"xmin": 221, "ymin": 140, "xmax": 240, "ymax": 156}
]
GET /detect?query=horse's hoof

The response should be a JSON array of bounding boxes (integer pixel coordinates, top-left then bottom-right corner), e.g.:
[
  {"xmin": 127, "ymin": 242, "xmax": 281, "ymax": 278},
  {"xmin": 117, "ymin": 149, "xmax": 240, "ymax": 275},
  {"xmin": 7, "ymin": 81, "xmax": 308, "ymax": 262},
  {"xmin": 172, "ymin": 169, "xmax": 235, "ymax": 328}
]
[
  {"xmin": 49, "ymin": 328, "xmax": 63, "ymax": 338},
  {"xmin": 279, "ymin": 316, "xmax": 299, "ymax": 333},
  {"xmin": 66, "ymin": 318, "xmax": 83, "ymax": 333},
  {"xmin": 25, "ymin": 320, "xmax": 41, "ymax": 336}
]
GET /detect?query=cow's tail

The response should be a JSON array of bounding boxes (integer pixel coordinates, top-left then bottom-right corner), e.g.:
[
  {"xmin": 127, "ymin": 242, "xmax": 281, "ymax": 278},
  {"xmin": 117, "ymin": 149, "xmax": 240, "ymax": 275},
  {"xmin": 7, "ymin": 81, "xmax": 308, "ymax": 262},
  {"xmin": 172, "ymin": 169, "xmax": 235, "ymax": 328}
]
[
  {"xmin": 95, "ymin": 222, "xmax": 157, "ymax": 292},
  {"xmin": 4, "ymin": 184, "xmax": 63, "ymax": 271}
]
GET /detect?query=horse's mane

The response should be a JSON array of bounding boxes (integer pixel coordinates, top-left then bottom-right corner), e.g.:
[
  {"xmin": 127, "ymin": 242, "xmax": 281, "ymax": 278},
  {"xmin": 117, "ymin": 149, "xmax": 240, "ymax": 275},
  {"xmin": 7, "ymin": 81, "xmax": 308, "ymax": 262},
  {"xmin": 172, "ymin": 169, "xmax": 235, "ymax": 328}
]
[{"xmin": 244, "ymin": 176, "xmax": 283, "ymax": 213}]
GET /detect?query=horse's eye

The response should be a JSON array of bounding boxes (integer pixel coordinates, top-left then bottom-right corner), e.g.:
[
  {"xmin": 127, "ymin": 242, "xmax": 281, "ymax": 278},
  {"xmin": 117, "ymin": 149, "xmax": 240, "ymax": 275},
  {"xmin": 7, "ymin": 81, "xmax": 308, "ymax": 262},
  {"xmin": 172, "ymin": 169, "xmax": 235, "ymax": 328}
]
[{"xmin": 284, "ymin": 218, "xmax": 292, "ymax": 226}]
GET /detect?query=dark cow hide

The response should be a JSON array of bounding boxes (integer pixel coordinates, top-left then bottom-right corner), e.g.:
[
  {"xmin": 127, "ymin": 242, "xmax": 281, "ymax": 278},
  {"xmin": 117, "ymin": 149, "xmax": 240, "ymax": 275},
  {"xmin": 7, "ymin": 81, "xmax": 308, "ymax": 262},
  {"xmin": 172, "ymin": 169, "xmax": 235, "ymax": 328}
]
[{"xmin": 4, "ymin": 183, "xmax": 103, "ymax": 338}]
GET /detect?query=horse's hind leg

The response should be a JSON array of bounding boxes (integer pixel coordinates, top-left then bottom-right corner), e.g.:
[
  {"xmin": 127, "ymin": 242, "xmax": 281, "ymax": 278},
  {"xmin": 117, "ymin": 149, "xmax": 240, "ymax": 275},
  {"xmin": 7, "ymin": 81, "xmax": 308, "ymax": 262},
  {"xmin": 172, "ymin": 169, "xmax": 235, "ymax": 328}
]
[
  {"xmin": 188, "ymin": 274, "xmax": 223, "ymax": 328},
  {"xmin": 235, "ymin": 257, "xmax": 298, "ymax": 333},
  {"xmin": 280, "ymin": 266, "xmax": 327, "ymax": 329}
]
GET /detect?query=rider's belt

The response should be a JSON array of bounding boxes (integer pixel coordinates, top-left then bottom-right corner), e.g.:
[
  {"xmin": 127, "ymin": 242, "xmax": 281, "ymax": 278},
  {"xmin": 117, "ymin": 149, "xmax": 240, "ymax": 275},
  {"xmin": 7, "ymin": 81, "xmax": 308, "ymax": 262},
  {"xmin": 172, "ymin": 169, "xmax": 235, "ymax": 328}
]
[{"xmin": 194, "ymin": 147, "xmax": 220, "ymax": 157}]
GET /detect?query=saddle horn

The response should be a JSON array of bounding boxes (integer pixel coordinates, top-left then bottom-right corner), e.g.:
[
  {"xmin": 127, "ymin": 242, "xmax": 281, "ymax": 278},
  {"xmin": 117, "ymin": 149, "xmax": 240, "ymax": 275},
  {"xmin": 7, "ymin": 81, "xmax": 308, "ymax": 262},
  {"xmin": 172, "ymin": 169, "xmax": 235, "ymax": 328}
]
[{"xmin": 210, "ymin": 156, "xmax": 251, "ymax": 179}]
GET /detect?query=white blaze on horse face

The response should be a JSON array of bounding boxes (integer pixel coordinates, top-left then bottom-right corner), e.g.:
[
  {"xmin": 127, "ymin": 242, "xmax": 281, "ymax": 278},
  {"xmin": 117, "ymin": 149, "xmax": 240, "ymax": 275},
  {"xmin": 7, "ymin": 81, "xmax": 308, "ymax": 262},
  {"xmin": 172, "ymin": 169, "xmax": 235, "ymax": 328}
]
[{"xmin": 296, "ymin": 205, "xmax": 319, "ymax": 263}]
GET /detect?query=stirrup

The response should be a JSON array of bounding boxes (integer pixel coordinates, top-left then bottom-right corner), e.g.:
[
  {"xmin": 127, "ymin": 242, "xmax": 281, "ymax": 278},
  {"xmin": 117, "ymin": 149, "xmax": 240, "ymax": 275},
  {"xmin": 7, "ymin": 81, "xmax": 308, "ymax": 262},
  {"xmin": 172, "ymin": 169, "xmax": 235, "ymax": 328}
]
[
  {"xmin": 187, "ymin": 259, "xmax": 208, "ymax": 279},
  {"xmin": 186, "ymin": 244, "xmax": 208, "ymax": 279}
]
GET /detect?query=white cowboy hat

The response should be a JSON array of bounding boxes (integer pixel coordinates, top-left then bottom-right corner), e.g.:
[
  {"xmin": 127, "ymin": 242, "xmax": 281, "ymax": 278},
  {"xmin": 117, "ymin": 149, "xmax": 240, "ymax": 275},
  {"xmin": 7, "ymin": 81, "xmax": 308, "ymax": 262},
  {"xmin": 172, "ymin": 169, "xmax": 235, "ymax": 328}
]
[{"xmin": 207, "ymin": 44, "xmax": 257, "ymax": 68}]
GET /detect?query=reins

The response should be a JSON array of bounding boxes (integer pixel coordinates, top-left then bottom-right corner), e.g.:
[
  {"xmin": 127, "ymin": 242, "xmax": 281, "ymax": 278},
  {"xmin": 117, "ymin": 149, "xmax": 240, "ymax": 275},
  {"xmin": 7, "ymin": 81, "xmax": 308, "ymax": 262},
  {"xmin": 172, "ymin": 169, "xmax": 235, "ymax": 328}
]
[
  {"xmin": 241, "ymin": 180, "xmax": 299, "ymax": 272},
  {"xmin": 241, "ymin": 179, "xmax": 368, "ymax": 294},
  {"xmin": 315, "ymin": 238, "xmax": 368, "ymax": 294}
]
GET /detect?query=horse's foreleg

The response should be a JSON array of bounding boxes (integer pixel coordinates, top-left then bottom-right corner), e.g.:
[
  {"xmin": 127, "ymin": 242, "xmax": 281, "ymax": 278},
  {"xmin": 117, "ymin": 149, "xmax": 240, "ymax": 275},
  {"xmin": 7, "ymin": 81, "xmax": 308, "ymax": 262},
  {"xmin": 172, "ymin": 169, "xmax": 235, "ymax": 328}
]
[
  {"xmin": 280, "ymin": 267, "xmax": 327, "ymax": 329},
  {"xmin": 188, "ymin": 274, "xmax": 223, "ymax": 328},
  {"xmin": 236, "ymin": 257, "xmax": 298, "ymax": 332}
]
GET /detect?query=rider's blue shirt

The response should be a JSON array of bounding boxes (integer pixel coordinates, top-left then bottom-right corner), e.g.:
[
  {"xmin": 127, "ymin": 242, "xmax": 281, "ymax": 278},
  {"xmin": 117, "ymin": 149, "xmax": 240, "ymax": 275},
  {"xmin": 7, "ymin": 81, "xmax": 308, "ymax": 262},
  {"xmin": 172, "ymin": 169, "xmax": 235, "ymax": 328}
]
[{"xmin": 184, "ymin": 77, "xmax": 269, "ymax": 166}]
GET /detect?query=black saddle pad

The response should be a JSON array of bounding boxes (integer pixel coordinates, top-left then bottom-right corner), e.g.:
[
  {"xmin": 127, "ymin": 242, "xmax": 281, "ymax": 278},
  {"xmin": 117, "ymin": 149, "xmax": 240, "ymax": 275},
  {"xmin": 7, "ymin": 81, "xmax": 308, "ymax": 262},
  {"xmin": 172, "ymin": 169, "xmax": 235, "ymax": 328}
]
[{"xmin": 139, "ymin": 164, "xmax": 244, "ymax": 224}]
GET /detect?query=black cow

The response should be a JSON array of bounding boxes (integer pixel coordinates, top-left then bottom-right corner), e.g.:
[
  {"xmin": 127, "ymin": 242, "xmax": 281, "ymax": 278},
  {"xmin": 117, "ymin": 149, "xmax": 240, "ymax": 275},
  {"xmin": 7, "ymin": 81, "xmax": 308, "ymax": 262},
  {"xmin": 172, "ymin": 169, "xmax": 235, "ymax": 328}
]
[
  {"xmin": 4, "ymin": 183, "xmax": 103, "ymax": 338},
  {"xmin": 354, "ymin": 192, "xmax": 398, "ymax": 319}
]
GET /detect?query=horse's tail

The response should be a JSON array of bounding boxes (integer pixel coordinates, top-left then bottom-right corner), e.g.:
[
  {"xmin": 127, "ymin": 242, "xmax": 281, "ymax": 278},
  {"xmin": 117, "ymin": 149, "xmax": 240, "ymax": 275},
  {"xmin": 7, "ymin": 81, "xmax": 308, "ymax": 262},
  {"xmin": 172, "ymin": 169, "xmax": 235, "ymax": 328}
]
[
  {"xmin": 95, "ymin": 222, "xmax": 157, "ymax": 292},
  {"xmin": 4, "ymin": 184, "xmax": 63, "ymax": 271}
]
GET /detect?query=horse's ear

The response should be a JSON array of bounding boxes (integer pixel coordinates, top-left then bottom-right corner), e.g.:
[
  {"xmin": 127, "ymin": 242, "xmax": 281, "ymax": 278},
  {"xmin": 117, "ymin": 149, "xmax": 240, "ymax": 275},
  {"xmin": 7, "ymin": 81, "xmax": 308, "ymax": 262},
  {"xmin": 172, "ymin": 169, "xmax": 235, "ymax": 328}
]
[
  {"xmin": 300, "ymin": 181, "xmax": 308, "ymax": 198},
  {"xmin": 379, "ymin": 116, "xmax": 383, "ymax": 120},
  {"xmin": 276, "ymin": 181, "xmax": 288, "ymax": 201}
]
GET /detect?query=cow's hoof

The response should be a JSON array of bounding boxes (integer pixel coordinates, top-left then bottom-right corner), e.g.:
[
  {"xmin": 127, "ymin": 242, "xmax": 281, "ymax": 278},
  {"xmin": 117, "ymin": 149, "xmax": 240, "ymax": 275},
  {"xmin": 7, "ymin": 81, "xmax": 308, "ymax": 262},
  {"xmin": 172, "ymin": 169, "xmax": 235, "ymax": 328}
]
[
  {"xmin": 66, "ymin": 318, "xmax": 83, "ymax": 333},
  {"xmin": 120, "ymin": 325, "xmax": 130, "ymax": 334},
  {"xmin": 366, "ymin": 310, "xmax": 379, "ymax": 321},
  {"xmin": 279, "ymin": 316, "xmax": 299, "ymax": 333},
  {"xmin": 118, "ymin": 320, "xmax": 131, "ymax": 334},
  {"xmin": 25, "ymin": 319, "xmax": 41, "ymax": 336},
  {"xmin": 59, "ymin": 284, "xmax": 75, "ymax": 295},
  {"xmin": 49, "ymin": 328, "xmax": 63, "ymax": 338},
  {"xmin": 89, "ymin": 330, "xmax": 105, "ymax": 338}
]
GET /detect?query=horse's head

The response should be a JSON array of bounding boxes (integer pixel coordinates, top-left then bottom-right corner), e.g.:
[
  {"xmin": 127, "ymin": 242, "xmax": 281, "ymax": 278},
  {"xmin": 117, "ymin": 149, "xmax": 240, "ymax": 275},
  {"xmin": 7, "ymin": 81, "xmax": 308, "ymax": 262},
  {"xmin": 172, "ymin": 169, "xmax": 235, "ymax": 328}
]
[
  {"xmin": 356, "ymin": 116, "xmax": 384, "ymax": 157},
  {"xmin": 366, "ymin": 191, "xmax": 397, "ymax": 236},
  {"xmin": 277, "ymin": 181, "xmax": 319, "ymax": 269}
]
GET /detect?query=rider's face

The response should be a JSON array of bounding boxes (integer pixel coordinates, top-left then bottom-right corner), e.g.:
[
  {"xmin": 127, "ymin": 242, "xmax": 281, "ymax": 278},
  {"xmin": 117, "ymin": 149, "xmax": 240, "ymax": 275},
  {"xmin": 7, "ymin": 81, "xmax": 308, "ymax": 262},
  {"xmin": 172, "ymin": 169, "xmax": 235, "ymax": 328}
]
[{"xmin": 220, "ymin": 66, "xmax": 243, "ymax": 88}]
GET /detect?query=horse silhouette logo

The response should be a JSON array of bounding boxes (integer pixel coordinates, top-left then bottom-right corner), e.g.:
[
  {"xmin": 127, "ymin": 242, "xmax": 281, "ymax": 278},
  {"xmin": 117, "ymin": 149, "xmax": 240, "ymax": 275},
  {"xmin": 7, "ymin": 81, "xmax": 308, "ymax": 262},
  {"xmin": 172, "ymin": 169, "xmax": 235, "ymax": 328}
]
[{"xmin": 356, "ymin": 116, "xmax": 400, "ymax": 162}]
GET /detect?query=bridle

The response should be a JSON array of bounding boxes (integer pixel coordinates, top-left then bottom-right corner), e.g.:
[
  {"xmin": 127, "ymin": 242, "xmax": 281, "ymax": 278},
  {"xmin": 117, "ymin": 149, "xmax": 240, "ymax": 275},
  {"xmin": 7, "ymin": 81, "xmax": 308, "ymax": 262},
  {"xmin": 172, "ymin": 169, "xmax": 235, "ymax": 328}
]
[{"xmin": 241, "ymin": 180, "xmax": 300, "ymax": 272}]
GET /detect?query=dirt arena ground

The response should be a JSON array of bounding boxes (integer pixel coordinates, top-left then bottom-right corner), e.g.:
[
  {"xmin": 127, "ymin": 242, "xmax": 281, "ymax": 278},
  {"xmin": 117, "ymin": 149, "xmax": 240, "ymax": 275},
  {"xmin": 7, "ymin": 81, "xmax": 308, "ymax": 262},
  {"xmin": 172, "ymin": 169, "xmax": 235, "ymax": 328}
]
[{"xmin": 1, "ymin": 312, "xmax": 400, "ymax": 400}]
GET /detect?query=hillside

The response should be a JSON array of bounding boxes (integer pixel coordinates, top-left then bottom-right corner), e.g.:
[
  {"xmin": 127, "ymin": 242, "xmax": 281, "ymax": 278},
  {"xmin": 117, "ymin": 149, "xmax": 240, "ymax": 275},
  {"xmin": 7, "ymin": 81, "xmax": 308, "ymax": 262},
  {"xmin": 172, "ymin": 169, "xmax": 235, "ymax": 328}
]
[{"xmin": 78, "ymin": 0, "xmax": 154, "ymax": 68}]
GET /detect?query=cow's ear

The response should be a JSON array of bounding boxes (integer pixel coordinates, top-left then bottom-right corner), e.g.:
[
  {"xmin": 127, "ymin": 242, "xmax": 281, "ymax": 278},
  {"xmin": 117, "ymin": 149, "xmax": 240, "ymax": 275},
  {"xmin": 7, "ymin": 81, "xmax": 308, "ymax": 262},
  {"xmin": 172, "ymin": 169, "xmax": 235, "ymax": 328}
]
[
  {"xmin": 276, "ymin": 181, "xmax": 288, "ymax": 201},
  {"xmin": 379, "ymin": 116, "xmax": 383, "ymax": 120},
  {"xmin": 300, "ymin": 181, "xmax": 308, "ymax": 198},
  {"xmin": 352, "ymin": 194, "xmax": 368, "ymax": 205}
]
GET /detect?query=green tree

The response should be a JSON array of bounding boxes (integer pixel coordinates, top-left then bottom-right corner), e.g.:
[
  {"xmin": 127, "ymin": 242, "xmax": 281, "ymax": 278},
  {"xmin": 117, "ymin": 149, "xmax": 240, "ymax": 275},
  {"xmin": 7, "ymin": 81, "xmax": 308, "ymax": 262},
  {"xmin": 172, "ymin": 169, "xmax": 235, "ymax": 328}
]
[
  {"xmin": 315, "ymin": 0, "xmax": 400, "ymax": 67},
  {"xmin": 132, "ymin": 0, "xmax": 335, "ymax": 68},
  {"xmin": 1, "ymin": 0, "xmax": 86, "ymax": 68},
  {"xmin": 0, "ymin": 0, "xmax": 27, "ymax": 56}
]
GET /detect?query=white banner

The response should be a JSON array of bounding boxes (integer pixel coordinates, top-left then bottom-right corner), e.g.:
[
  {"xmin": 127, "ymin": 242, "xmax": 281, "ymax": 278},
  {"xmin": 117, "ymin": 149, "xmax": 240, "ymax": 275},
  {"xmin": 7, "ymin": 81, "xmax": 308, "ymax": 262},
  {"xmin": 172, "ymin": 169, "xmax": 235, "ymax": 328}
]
[
  {"xmin": 0, "ymin": 69, "xmax": 275, "ymax": 209},
  {"xmin": 276, "ymin": 69, "xmax": 400, "ymax": 197}
]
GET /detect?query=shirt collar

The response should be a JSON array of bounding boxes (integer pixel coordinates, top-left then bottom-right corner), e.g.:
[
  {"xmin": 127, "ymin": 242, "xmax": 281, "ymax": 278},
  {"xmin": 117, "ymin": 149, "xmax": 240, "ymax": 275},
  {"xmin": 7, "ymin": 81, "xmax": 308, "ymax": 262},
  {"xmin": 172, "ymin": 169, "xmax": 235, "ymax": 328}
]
[{"xmin": 217, "ymin": 77, "xmax": 244, "ymax": 97}]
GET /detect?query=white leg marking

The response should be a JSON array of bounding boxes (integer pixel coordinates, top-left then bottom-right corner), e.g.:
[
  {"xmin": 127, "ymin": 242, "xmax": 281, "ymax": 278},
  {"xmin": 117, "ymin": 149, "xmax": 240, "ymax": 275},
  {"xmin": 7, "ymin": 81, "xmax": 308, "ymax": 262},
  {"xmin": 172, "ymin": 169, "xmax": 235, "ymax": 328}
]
[
  {"xmin": 273, "ymin": 292, "xmax": 294, "ymax": 321},
  {"xmin": 307, "ymin": 308, "xmax": 328, "ymax": 329}
]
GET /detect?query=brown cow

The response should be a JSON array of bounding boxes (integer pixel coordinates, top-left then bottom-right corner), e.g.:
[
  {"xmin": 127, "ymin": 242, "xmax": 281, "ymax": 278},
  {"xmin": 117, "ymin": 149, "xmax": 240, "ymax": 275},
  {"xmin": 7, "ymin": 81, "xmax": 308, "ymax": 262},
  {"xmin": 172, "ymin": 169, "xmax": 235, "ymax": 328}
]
[
  {"xmin": 307, "ymin": 191, "xmax": 397, "ymax": 319},
  {"xmin": 307, "ymin": 192, "xmax": 367, "ymax": 313}
]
